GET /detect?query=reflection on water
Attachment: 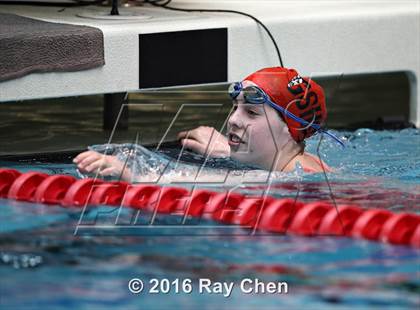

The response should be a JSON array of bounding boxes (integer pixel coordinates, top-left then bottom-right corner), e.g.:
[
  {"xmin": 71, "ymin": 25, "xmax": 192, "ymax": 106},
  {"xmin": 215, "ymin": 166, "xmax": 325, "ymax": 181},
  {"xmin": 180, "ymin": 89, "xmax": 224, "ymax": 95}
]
[{"xmin": 0, "ymin": 86, "xmax": 233, "ymax": 155}]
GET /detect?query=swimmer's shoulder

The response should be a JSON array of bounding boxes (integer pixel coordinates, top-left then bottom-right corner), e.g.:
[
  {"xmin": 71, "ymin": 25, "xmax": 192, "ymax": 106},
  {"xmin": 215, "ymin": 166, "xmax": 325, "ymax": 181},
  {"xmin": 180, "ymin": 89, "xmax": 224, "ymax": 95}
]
[{"xmin": 302, "ymin": 152, "xmax": 334, "ymax": 173}]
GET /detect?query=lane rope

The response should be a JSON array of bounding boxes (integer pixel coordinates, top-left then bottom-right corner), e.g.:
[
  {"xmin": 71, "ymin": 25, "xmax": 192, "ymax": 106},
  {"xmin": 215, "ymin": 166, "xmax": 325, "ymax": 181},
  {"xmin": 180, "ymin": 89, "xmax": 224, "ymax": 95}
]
[{"xmin": 1, "ymin": 169, "xmax": 419, "ymax": 247}]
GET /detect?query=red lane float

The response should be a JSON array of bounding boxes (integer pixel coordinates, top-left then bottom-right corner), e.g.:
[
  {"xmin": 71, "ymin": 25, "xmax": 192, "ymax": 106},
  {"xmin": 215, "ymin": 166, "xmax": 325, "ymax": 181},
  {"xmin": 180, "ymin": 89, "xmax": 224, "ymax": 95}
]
[
  {"xmin": 0, "ymin": 169, "xmax": 21, "ymax": 198},
  {"xmin": 62, "ymin": 178, "xmax": 103, "ymax": 207},
  {"xmin": 232, "ymin": 196, "xmax": 275, "ymax": 227},
  {"xmin": 318, "ymin": 205, "xmax": 364, "ymax": 236},
  {"xmin": 34, "ymin": 175, "xmax": 76, "ymax": 204},
  {"xmin": 8, "ymin": 172, "xmax": 48, "ymax": 201},
  {"xmin": 288, "ymin": 202, "xmax": 332, "ymax": 236},
  {"xmin": 410, "ymin": 225, "xmax": 420, "ymax": 248},
  {"xmin": 121, "ymin": 185, "xmax": 160, "ymax": 209},
  {"xmin": 1, "ymin": 169, "xmax": 419, "ymax": 248},
  {"xmin": 147, "ymin": 187, "xmax": 189, "ymax": 214},
  {"xmin": 257, "ymin": 199, "xmax": 304, "ymax": 233},
  {"xmin": 202, "ymin": 192, "xmax": 244, "ymax": 223},
  {"xmin": 173, "ymin": 189, "xmax": 215, "ymax": 217},
  {"xmin": 379, "ymin": 213, "xmax": 420, "ymax": 245},
  {"xmin": 89, "ymin": 181, "xmax": 129, "ymax": 206},
  {"xmin": 351, "ymin": 209, "xmax": 393, "ymax": 240}
]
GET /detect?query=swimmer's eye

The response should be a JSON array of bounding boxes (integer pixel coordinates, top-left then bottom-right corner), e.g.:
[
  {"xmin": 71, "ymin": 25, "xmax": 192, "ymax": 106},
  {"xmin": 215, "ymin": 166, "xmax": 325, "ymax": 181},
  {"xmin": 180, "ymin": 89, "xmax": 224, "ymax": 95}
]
[{"xmin": 247, "ymin": 109, "xmax": 259, "ymax": 116}]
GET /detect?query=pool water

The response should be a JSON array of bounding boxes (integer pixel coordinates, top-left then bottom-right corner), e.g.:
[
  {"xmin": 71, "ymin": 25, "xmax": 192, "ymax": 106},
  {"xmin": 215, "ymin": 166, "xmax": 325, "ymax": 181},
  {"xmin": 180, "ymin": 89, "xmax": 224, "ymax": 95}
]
[{"xmin": 1, "ymin": 129, "xmax": 419, "ymax": 309}]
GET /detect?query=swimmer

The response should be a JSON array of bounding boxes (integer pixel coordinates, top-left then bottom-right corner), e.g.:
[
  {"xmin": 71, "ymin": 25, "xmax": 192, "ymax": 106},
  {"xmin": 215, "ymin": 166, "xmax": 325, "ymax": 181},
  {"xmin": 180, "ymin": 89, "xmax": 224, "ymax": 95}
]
[{"xmin": 74, "ymin": 67, "xmax": 341, "ymax": 180}]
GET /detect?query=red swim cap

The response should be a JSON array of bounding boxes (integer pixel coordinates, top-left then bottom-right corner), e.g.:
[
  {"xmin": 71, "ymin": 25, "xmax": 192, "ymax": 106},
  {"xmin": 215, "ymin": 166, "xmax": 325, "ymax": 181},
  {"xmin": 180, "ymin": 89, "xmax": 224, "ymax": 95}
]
[{"xmin": 244, "ymin": 67, "xmax": 327, "ymax": 143}]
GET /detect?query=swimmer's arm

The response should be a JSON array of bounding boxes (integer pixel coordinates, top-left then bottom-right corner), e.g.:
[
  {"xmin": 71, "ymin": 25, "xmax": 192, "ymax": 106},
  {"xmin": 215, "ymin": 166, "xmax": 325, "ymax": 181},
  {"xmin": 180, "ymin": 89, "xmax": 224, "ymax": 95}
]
[{"xmin": 177, "ymin": 126, "xmax": 230, "ymax": 158}]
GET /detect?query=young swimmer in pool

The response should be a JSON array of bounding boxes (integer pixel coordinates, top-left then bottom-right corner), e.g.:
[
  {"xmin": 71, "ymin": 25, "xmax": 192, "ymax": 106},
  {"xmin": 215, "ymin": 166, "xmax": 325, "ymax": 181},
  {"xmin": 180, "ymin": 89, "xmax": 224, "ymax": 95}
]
[{"xmin": 74, "ymin": 67, "xmax": 342, "ymax": 180}]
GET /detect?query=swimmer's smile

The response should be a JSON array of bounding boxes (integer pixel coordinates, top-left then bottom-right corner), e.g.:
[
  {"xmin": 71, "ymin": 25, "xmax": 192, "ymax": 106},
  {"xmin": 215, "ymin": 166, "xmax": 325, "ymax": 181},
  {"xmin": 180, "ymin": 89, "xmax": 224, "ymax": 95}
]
[{"xmin": 228, "ymin": 132, "xmax": 246, "ymax": 147}]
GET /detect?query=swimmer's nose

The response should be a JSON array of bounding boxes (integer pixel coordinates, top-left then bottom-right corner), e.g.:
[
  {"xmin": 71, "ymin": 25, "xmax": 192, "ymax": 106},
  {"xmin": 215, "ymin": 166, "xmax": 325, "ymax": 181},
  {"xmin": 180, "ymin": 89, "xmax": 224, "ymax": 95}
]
[{"xmin": 228, "ymin": 106, "xmax": 243, "ymax": 129}]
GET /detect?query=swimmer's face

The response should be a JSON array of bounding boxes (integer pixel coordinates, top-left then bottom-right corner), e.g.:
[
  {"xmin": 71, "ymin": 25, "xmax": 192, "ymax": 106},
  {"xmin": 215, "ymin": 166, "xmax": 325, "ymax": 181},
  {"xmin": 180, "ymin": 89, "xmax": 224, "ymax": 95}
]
[{"xmin": 227, "ymin": 80, "xmax": 293, "ymax": 169}]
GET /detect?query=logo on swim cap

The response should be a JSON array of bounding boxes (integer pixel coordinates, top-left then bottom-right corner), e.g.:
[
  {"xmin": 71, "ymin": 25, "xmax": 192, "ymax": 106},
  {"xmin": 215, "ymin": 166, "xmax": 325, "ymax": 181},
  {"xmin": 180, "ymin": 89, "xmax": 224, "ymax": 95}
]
[
  {"xmin": 287, "ymin": 75, "xmax": 304, "ymax": 87},
  {"xmin": 287, "ymin": 75, "xmax": 310, "ymax": 95}
]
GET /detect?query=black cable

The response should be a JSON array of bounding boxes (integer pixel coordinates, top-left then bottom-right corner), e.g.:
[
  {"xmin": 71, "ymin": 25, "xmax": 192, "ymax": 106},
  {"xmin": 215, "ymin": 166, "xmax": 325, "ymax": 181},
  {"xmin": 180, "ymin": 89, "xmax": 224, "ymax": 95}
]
[{"xmin": 145, "ymin": 0, "xmax": 284, "ymax": 67}]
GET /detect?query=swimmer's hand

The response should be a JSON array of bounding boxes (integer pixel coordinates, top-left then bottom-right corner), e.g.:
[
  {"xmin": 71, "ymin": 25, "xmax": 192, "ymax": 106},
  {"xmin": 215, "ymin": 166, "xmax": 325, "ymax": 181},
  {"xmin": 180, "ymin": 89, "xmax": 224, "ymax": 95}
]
[
  {"xmin": 73, "ymin": 151, "xmax": 133, "ymax": 181},
  {"xmin": 177, "ymin": 126, "xmax": 230, "ymax": 158}
]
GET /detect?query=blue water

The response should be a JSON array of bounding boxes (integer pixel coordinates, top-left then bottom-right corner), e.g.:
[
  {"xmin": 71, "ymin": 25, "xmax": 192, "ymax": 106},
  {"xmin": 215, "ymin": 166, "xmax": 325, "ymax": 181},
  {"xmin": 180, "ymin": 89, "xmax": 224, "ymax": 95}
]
[{"xmin": 1, "ymin": 129, "xmax": 419, "ymax": 309}]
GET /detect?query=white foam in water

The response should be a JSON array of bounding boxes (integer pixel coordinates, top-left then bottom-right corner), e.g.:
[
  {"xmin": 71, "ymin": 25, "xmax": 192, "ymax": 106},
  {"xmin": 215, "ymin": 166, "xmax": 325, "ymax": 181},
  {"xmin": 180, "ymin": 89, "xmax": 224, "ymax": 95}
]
[{"xmin": 82, "ymin": 143, "xmax": 304, "ymax": 185}]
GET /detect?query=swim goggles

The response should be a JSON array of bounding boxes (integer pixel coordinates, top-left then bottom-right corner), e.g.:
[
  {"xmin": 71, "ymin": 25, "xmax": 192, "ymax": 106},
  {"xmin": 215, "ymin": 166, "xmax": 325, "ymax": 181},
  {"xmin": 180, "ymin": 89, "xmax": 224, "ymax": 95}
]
[{"xmin": 228, "ymin": 82, "xmax": 345, "ymax": 147}]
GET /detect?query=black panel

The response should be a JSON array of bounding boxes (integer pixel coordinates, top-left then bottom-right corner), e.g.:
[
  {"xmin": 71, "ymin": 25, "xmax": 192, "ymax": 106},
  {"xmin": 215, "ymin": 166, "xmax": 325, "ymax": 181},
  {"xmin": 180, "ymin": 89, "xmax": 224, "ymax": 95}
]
[{"xmin": 139, "ymin": 28, "xmax": 227, "ymax": 88}]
